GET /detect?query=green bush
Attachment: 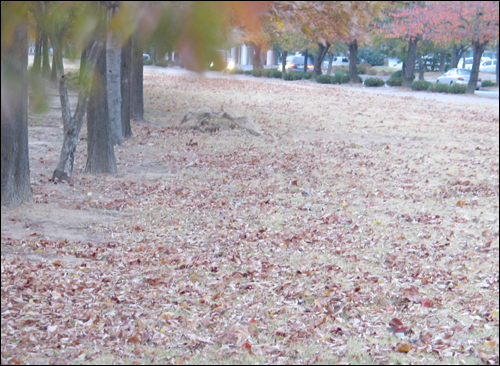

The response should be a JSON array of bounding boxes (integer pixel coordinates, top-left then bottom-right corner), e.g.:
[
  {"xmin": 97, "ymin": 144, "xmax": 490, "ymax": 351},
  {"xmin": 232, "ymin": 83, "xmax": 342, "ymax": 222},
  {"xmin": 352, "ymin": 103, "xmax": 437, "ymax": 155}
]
[
  {"xmin": 243, "ymin": 70, "xmax": 252, "ymax": 75},
  {"xmin": 251, "ymin": 69, "xmax": 265, "ymax": 77},
  {"xmin": 391, "ymin": 70, "xmax": 403, "ymax": 79},
  {"xmin": 482, "ymin": 80, "xmax": 496, "ymax": 87},
  {"xmin": 262, "ymin": 68, "xmax": 274, "ymax": 77},
  {"xmin": 334, "ymin": 69, "xmax": 347, "ymax": 77},
  {"xmin": 411, "ymin": 80, "xmax": 432, "ymax": 91},
  {"xmin": 303, "ymin": 72, "xmax": 313, "ymax": 79},
  {"xmin": 316, "ymin": 74, "xmax": 334, "ymax": 84},
  {"xmin": 364, "ymin": 77, "xmax": 385, "ymax": 87},
  {"xmin": 231, "ymin": 68, "xmax": 244, "ymax": 74},
  {"xmin": 292, "ymin": 72, "xmax": 303, "ymax": 80},
  {"xmin": 156, "ymin": 60, "xmax": 169, "ymax": 67},
  {"xmin": 386, "ymin": 77, "xmax": 403, "ymax": 86},
  {"xmin": 143, "ymin": 59, "xmax": 153, "ymax": 66},
  {"xmin": 357, "ymin": 62, "xmax": 377, "ymax": 75},
  {"xmin": 357, "ymin": 47, "xmax": 385, "ymax": 66},
  {"xmin": 339, "ymin": 74, "xmax": 350, "ymax": 84},
  {"xmin": 450, "ymin": 84, "xmax": 467, "ymax": 94},
  {"xmin": 358, "ymin": 76, "xmax": 363, "ymax": 83},
  {"xmin": 283, "ymin": 72, "xmax": 294, "ymax": 81},
  {"xmin": 270, "ymin": 69, "xmax": 282, "ymax": 78},
  {"xmin": 429, "ymin": 83, "xmax": 450, "ymax": 93}
]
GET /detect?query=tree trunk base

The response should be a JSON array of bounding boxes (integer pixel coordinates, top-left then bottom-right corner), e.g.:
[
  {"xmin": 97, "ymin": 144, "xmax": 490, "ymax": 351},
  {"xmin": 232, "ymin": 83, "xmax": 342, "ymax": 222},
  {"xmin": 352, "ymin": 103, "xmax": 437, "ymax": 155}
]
[{"xmin": 52, "ymin": 169, "xmax": 71, "ymax": 182}]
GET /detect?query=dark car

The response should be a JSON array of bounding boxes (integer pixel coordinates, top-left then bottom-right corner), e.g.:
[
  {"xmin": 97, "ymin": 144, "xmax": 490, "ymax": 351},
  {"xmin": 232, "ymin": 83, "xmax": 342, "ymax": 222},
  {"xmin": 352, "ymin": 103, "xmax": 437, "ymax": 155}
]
[{"xmin": 279, "ymin": 55, "xmax": 314, "ymax": 72}]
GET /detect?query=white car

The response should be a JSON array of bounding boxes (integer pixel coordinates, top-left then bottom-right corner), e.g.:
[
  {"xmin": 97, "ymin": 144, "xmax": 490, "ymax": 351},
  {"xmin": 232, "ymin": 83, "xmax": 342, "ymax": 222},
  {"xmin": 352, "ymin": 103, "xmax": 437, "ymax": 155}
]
[
  {"xmin": 436, "ymin": 68, "xmax": 482, "ymax": 89},
  {"xmin": 479, "ymin": 59, "xmax": 497, "ymax": 73}
]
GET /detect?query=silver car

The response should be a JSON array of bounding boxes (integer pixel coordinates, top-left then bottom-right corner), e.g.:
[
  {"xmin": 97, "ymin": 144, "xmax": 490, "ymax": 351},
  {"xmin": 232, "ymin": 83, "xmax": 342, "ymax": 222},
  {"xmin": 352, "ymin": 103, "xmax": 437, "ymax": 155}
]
[{"xmin": 436, "ymin": 68, "xmax": 482, "ymax": 89}]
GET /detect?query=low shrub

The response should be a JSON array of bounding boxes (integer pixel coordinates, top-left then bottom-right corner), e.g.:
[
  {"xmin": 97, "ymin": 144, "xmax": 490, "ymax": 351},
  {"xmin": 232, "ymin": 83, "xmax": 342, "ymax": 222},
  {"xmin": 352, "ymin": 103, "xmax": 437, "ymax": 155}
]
[
  {"xmin": 231, "ymin": 68, "xmax": 244, "ymax": 74},
  {"xmin": 339, "ymin": 74, "xmax": 350, "ymax": 84},
  {"xmin": 450, "ymin": 84, "xmax": 467, "ymax": 94},
  {"xmin": 156, "ymin": 60, "xmax": 169, "ymax": 67},
  {"xmin": 270, "ymin": 69, "xmax": 282, "ymax": 78},
  {"xmin": 429, "ymin": 83, "xmax": 450, "ymax": 93},
  {"xmin": 283, "ymin": 72, "xmax": 294, "ymax": 81},
  {"xmin": 303, "ymin": 72, "xmax": 313, "ymax": 79},
  {"xmin": 316, "ymin": 74, "xmax": 334, "ymax": 84},
  {"xmin": 143, "ymin": 59, "xmax": 153, "ymax": 66},
  {"xmin": 251, "ymin": 69, "xmax": 265, "ymax": 77},
  {"xmin": 391, "ymin": 70, "xmax": 403, "ymax": 79},
  {"xmin": 386, "ymin": 77, "xmax": 403, "ymax": 87},
  {"xmin": 411, "ymin": 80, "xmax": 432, "ymax": 91},
  {"xmin": 364, "ymin": 77, "xmax": 385, "ymax": 87},
  {"xmin": 482, "ymin": 80, "xmax": 496, "ymax": 87},
  {"xmin": 332, "ymin": 65, "xmax": 349, "ymax": 74},
  {"xmin": 292, "ymin": 72, "xmax": 303, "ymax": 80},
  {"xmin": 243, "ymin": 70, "xmax": 252, "ymax": 75},
  {"xmin": 262, "ymin": 68, "xmax": 274, "ymax": 77},
  {"xmin": 357, "ymin": 62, "xmax": 377, "ymax": 75}
]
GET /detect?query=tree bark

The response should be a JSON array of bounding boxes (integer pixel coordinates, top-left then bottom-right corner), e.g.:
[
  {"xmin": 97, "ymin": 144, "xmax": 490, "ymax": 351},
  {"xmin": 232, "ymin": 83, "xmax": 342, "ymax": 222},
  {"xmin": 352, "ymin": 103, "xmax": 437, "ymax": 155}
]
[
  {"xmin": 326, "ymin": 53, "xmax": 333, "ymax": 75},
  {"xmin": 281, "ymin": 50, "xmax": 287, "ymax": 78},
  {"xmin": 42, "ymin": 32, "xmax": 51, "ymax": 79},
  {"xmin": 85, "ymin": 32, "xmax": 117, "ymax": 175},
  {"xmin": 496, "ymin": 38, "xmax": 499, "ymax": 86},
  {"xmin": 106, "ymin": 3, "xmax": 122, "ymax": 146},
  {"xmin": 252, "ymin": 43, "xmax": 263, "ymax": 69},
  {"xmin": 33, "ymin": 25, "xmax": 42, "ymax": 75},
  {"xmin": 303, "ymin": 48, "xmax": 308, "ymax": 79},
  {"xmin": 121, "ymin": 37, "xmax": 132, "ymax": 138},
  {"xmin": 451, "ymin": 43, "xmax": 469, "ymax": 68},
  {"xmin": 439, "ymin": 51, "xmax": 446, "ymax": 73},
  {"xmin": 1, "ymin": 11, "xmax": 32, "ymax": 207},
  {"xmin": 403, "ymin": 36, "xmax": 419, "ymax": 88},
  {"xmin": 312, "ymin": 42, "xmax": 330, "ymax": 80},
  {"xmin": 417, "ymin": 52, "xmax": 424, "ymax": 80},
  {"xmin": 466, "ymin": 40, "xmax": 488, "ymax": 94},
  {"xmin": 130, "ymin": 33, "xmax": 144, "ymax": 121},
  {"xmin": 348, "ymin": 39, "xmax": 360, "ymax": 84}
]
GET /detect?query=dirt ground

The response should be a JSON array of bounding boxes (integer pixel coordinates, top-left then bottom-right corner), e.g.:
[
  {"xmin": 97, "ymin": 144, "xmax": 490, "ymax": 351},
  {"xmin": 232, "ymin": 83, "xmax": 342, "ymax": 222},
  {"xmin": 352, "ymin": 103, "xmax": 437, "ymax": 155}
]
[{"xmin": 1, "ymin": 64, "xmax": 499, "ymax": 364}]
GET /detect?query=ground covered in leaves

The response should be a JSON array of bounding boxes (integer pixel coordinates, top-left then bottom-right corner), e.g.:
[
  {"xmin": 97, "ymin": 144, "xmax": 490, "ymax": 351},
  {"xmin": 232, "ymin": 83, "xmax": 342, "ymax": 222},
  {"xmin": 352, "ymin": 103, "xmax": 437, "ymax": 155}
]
[{"xmin": 1, "ymin": 70, "xmax": 499, "ymax": 365}]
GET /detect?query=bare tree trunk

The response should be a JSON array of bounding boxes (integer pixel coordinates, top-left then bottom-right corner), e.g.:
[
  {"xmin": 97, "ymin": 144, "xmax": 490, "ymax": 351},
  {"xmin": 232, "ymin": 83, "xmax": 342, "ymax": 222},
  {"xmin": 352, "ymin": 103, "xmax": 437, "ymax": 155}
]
[
  {"xmin": 130, "ymin": 33, "xmax": 143, "ymax": 121},
  {"xmin": 33, "ymin": 25, "xmax": 42, "ymax": 75},
  {"xmin": 451, "ymin": 43, "xmax": 469, "ymax": 68},
  {"xmin": 326, "ymin": 53, "xmax": 333, "ymax": 75},
  {"xmin": 417, "ymin": 53, "xmax": 424, "ymax": 80},
  {"xmin": 51, "ymin": 32, "xmax": 104, "ymax": 181},
  {"xmin": 439, "ymin": 51, "xmax": 446, "ymax": 73},
  {"xmin": 467, "ymin": 40, "xmax": 488, "ymax": 94},
  {"xmin": 281, "ymin": 50, "xmax": 287, "ymax": 78},
  {"xmin": 252, "ymin": 43, "xmax": 263, "ymax": 69},
  {"xmin": 496, "ymin": 38, "xmax": 499, "ymax": 86},
  {"xmin": 1, "ymin": 10, "xmax": 32, "ymax": 207},
  {"xmin": 121, "ymin": 37, "xmax": 132, "ymax": 138},
  {"xmin": 85, "ymin": 33, "xmax": 117, "ymax": 175},
  {"xmin": 42, "ymin": 32, "xmax": 51, "ymax": 78},
  {"xmin": 106, "ymin": 3, "xmax": 122, "ymax": 146},
  {"xmin": 404, "ymin": 36, "xmax": 419, "ymax": 88},
  {"xmin": 348, "ymin": 39, "xmax": 360, "ymax": 84},
  {"xmin": 312, "ymin": 42, "xmax": 330, "ymax": 80}
]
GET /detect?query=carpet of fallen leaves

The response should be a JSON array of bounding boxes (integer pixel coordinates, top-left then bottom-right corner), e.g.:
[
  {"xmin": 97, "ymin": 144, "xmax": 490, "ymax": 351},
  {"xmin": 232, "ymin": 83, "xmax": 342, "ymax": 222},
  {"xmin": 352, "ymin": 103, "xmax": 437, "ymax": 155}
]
[{"xmin": 2, "ymin": 72, "xmax": 499, "ymax": 365}]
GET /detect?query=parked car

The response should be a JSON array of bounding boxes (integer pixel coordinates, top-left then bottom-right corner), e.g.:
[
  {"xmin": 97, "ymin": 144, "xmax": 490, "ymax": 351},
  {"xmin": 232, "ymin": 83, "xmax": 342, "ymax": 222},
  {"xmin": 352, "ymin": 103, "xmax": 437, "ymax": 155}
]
[
  {"xmin": 278, "ymin": 54, "xmax": 314, "ymax": 72},
  {"xmin": 143, "ymin": 53, "xmax": 151, "ymax": 61},
  {"xmin": 479, "ymin": 59, "xmax": 497, "ymax": 73},
  {"xmin": 457, "ymin": 57, "xmax": 491, "ymax": 70},
  {"xmin": 436, "ymin": 68, "xmax": 482, "ymax": 89}
]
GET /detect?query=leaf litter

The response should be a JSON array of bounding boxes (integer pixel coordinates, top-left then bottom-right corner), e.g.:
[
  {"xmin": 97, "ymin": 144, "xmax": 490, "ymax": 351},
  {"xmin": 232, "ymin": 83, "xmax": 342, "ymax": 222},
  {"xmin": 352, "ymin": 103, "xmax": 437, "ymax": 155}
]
[{"xmin": 1, "ymin": 70, "xmax": 499, "ymax": 364}]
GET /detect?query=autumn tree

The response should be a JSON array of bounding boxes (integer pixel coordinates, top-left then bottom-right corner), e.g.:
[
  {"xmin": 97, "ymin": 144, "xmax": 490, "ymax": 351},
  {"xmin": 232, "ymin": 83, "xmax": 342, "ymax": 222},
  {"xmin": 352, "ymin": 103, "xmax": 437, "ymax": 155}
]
[{"xmin": 1, "ymin": 2, "xmax": 32, "ymax": 206}]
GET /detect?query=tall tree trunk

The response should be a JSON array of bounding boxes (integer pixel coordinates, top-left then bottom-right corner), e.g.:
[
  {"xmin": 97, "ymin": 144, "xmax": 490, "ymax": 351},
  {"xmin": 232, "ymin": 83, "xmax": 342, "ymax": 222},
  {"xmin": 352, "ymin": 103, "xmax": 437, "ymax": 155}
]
[
  {"xmin": 466, "ymin": 40, "xmax": 488, "ymax": 95},
  {"xmin": 348, "ymin": 39, "xmax": 360, "ymax": 84},
  {"xmin": 404, "ymin": 36, "xmax": 419, "ymax": 88},
  {"xmin": 252, "ymin": 43, "xmax": 263, "ymax": 69},
  {"xmin": 79, "ymin": 46, "xmax": 88, "ymax": 85},
  {"xmin": 281, "ymin": 50, "xmax": 287, "ymax": 78},
  {"xmin": 1, "ymin": 10, "xmax": 32, "ymax": 207},
  {"xmin": 326, "ymin": 53, "xmax": 333, "ymax": 75},
  {"xmin": 312, "ymin": 42, "xmax": 330, "ymax": 80},
  {"xmin": 439, "ymin": 51, "xmax": 446, "ymax": 73},
  {"xmin": 42, "ymin": 32, "xmax": 51, "ymax": 78},
  {"xmin": 106, "ymin": 3, "xmax": 122, "ymax": 146},
  {"xmin": 303, "ymin": 48, "xmax": 308, "ymax": 79},
  {"xmin": 130, "ymin": 33, "xmax": 143, "ymax": 121},
  {"xmin": 85, "ymin": 31, "xmax": 117, "ymax": 175},
  {"xmin": 417, "ymin": 53, "xmax": 424, "ymax": 80},
  {"xmin": 496, "ymin": 38, "xmax": 499, "ymax": 86},
  {"xmin": 121, "ymin": 37, "xmax": 132, "ymax": 138},
  {"xmin": 33, "ymin": 26, "xmax": 42, "ymax": 75}
]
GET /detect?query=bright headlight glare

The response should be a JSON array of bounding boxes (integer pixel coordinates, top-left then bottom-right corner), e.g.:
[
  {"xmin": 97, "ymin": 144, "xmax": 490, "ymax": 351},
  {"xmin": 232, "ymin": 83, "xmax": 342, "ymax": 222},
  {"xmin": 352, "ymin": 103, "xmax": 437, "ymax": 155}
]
[{"xmin": 227, "ymin": 61, "xmax": 235, "ymax": 70}]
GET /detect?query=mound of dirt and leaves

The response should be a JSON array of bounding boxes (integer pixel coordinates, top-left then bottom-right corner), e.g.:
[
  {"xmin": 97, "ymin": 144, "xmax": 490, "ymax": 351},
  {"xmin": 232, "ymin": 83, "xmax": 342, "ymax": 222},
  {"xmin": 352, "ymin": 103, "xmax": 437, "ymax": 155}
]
[{"xmin": 1, "ymin": 68, "xmax": 499, "ymax": 365}]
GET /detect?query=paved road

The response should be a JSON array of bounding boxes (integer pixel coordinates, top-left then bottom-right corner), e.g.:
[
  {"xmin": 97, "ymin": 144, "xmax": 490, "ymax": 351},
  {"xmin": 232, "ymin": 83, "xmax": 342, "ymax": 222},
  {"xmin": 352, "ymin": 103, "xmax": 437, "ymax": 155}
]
[{"xmin": 144, "ymin": 66, "xmax": 499, "ymax": 107}]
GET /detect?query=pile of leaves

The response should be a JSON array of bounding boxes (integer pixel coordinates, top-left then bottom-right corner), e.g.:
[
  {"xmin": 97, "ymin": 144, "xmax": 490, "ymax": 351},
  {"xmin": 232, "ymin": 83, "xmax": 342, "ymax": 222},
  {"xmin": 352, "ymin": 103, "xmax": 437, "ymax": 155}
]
[{"xmin": 2, "ymin": 71, "xmax": 498, "ymax": 364}]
